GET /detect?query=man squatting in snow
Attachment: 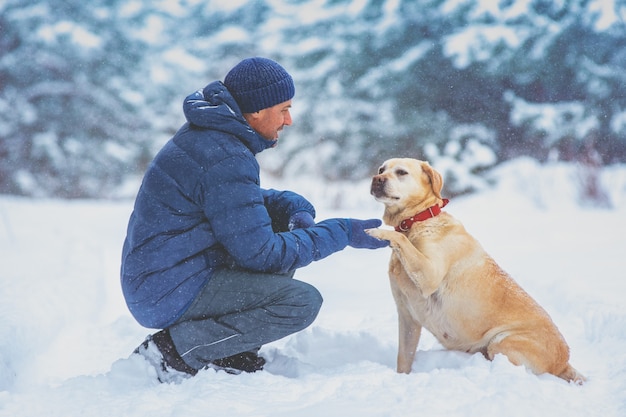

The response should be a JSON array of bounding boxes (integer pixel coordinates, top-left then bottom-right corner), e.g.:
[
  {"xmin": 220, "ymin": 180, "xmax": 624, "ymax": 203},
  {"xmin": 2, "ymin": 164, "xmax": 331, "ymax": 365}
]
[{"xmin": 121, "ymin": 57, "xmax": 389, "ymax": 382}]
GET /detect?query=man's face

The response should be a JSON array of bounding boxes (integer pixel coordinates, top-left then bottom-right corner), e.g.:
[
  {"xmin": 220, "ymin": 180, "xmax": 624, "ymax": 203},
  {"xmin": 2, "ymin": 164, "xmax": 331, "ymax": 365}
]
[{"xmin": 244, "ymin": 100, "xmax": 293, "ymax": 143}]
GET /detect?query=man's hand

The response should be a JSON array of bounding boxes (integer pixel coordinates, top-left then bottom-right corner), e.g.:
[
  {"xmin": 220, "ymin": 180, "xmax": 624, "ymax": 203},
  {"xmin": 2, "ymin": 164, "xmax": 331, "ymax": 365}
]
[
  {"xmin": 347, "ymin": 219, "xmax": 389, "ymax": 249},
  {"xmin": 288, "ymin": 211, "xmax": 316, "ymax": 231}
]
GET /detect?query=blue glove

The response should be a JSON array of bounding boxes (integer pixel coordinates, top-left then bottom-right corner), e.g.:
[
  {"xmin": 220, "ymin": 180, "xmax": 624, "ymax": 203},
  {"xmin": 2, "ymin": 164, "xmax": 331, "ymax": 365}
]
[
  {"xmin": 288, "ymin": 211, "xmax": 316, "ymax": 231},
  {"xmin": 347, "ymin": 218, "xmax": 389, "ymax": 249}
]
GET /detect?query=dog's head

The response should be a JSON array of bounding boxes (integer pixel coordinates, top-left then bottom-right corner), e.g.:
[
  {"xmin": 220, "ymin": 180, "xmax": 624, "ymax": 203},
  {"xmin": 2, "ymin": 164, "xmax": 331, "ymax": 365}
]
[{"xmin": 371, "ymin": 158, "xmax": 443, "ymax": 216}]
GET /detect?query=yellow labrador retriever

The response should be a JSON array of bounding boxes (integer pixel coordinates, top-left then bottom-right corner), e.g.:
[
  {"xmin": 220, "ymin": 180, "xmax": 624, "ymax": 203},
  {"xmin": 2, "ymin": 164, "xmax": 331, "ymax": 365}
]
[{"xmin": 367, "ymin": 158, "xmax": 584, "ymax": 383}]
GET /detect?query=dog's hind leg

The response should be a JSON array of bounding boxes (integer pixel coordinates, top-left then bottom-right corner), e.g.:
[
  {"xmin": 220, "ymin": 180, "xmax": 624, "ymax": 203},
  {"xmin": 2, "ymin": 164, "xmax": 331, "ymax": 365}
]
[{"xmin": 486, "ymin": 331, "xmax": 580, "ymax": 382}]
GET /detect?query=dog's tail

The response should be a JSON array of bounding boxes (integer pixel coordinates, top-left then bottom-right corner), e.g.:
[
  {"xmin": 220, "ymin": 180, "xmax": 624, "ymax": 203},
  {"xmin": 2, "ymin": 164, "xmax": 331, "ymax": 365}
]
[{"xmin": 559, "ymin": 363, "xmax": 586, "ymax": 385}]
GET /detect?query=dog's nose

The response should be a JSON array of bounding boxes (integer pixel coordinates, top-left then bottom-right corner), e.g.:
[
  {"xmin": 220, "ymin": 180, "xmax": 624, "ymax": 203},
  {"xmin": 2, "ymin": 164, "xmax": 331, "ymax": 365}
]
[{"xmin": 371, "ymin": 175, "xmax": 386, "ymax": 196}]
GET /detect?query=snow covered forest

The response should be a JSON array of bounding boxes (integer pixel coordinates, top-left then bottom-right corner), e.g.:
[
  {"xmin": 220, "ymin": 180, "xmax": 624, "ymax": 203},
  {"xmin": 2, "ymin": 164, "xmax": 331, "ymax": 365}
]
[{"xmin": 1, "ymin": 0, "xmax": 625, "ymax": 198}]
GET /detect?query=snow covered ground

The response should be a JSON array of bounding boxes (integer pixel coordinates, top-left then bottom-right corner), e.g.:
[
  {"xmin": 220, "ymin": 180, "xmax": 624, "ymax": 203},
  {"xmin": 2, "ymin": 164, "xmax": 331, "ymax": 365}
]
[{"xmin": 1, "ymin": 159, "xmax": 625, "ymax": 417}]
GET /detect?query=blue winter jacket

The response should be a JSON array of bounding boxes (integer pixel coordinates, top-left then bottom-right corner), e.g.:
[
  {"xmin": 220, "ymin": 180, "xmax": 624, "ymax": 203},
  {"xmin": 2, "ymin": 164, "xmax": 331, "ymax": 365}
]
[{"xmin": 121, "ymin": 81, "xmax": 352, "ymax": 329}]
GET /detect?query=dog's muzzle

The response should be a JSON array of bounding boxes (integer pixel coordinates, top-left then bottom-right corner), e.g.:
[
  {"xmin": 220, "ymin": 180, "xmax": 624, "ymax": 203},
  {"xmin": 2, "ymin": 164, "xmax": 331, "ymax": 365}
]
[{"xmin": 370, "ymin": 175, "xmax": 387, "ymax": 198}]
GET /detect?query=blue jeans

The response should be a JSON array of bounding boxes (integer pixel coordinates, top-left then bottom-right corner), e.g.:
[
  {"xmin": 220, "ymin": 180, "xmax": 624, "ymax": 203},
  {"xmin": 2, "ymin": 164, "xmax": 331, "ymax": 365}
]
[{"xmin": 167, "ymin": 269, "xmax": 323, "ymax": 370}]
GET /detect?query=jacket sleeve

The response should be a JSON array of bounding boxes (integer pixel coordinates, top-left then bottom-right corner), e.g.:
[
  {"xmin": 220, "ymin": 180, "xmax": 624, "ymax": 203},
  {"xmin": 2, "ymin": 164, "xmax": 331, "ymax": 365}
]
[
  {"xmin": 198, "ymin": 154, "xmax": 349, "ymax": 274},
  {"xmin": 262, "ymin": 188, "xmax": 316, "ymax": 232}
]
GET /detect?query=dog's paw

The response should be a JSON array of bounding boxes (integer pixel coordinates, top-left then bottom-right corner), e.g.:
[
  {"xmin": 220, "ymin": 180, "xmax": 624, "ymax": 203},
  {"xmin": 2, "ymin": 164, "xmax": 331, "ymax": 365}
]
[
  {"xmin": 366, "ymin": 228, "xmax": 409, "ymax": 250},
  {"xmin": 366, "ymin": 228, "xmax": 394, "ymax": 241}
]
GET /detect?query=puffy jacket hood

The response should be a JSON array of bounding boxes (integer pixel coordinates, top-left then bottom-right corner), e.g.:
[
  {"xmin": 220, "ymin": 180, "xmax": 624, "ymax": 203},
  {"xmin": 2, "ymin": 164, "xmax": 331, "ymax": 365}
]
[{"xmin": 183, "ymin": 81, "xmax": 277, "ymax": 155}]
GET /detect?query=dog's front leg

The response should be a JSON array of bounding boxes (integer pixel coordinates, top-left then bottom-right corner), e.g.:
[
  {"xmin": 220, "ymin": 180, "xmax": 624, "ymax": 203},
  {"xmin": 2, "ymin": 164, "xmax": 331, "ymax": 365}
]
[
  {"xmin": 396, "ymin": 302, "xmax": 422, "ymax": 373},
  {"xmin": 368, "ymin": 229, "xmax": 442, "ymax": 297}
]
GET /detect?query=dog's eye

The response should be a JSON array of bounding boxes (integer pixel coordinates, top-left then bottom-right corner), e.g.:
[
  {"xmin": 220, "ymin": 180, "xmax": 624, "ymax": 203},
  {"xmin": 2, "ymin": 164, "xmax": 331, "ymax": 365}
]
[
  {"xmin": 396, "ymin": 169, "xmax": 408, "ymax": 176},
  {"xmin": 378, "ymin": 167, "xmax": 385, "ymax": 174}
]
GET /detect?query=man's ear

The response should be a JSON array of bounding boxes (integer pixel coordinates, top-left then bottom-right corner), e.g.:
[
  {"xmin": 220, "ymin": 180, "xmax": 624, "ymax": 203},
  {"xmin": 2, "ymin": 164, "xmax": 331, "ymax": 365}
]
[
  {"xmin": 421, "ymin": 162, "xmax": 443, "ymax": 199},
  {"xmin": 243, "ymin": 111, "xmax": 261, "ymax": 124}
]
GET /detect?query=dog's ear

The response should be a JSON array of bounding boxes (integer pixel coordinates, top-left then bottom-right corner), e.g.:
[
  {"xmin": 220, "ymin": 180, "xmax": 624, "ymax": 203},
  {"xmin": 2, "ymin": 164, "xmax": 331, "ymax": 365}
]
[{"xmin": 421, "ymin": 162, "xmax": 443, "ymax": 199}]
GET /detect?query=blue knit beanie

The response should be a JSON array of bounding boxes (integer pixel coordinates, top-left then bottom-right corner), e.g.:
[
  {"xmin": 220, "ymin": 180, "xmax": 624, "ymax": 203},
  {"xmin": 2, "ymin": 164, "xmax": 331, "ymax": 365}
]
[{"xmin": 224, "ymin": 57, "xmax": 295, "ymax": 113}]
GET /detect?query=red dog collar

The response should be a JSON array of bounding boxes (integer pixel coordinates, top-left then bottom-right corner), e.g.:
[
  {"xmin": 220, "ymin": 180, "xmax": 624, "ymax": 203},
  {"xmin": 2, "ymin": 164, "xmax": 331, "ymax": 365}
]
[{"xmin": 395, "ymin": 199, "xmax": 450, "ymax": 232}]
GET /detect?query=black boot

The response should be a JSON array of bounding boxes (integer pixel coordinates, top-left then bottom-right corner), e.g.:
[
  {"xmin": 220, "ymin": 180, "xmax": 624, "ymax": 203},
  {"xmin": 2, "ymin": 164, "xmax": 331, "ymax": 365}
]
[
  {"xmin": 209, "ymin": 348, "xmax": 266, "ymax": 374},
  {"xmin": 134, "ymin": 330, "xmax": 198, "ymax": 383}
]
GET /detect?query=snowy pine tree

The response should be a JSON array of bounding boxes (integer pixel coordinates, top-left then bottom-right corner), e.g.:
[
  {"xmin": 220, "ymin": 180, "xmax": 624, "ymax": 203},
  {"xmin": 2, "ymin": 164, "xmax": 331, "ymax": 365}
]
[{"xmin": 0, "ymin": 0, "xmax": 624, "ymax": 198}]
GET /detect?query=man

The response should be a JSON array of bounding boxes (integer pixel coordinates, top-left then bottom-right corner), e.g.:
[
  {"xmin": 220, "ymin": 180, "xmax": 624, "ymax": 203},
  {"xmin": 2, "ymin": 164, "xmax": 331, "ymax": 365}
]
[{"xmin": 121, "ymin": 57, "xmax": 388, "ymax": 383}]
